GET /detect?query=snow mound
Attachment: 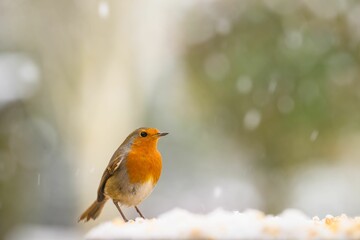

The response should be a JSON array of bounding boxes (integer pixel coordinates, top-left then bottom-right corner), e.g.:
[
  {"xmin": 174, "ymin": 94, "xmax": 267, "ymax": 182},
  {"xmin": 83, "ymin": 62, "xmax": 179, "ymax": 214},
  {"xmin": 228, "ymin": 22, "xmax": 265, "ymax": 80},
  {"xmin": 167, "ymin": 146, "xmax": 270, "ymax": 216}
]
[{"xmin": 86, "ymin": 208, "xmax": 360, "ymax": 239}]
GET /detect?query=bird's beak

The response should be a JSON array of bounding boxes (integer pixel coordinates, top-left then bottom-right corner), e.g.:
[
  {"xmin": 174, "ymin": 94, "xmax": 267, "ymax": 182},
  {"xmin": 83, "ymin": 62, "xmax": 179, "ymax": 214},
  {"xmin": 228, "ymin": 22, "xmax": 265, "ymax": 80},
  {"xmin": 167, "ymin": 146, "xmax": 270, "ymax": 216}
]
[{"xmin": 158, "ymin": 132, "xmax": 168, "ymax": 137}]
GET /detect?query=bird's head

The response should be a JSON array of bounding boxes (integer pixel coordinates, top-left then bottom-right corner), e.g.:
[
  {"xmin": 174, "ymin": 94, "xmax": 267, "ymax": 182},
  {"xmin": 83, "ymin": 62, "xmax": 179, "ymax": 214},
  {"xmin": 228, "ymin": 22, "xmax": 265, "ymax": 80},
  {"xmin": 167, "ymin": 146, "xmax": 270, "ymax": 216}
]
[{"xmin": 126, "ymin": 127, "xmax": 168, "ymax": 149}]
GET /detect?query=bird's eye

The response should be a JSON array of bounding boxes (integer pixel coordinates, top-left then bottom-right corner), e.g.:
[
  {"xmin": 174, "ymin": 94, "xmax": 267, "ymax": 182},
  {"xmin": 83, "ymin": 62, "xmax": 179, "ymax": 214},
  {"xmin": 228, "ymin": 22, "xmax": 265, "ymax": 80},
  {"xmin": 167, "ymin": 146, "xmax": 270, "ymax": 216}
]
[{"xmin": 140, "ymin": 132, "xmax": 147, "ymax": 137}]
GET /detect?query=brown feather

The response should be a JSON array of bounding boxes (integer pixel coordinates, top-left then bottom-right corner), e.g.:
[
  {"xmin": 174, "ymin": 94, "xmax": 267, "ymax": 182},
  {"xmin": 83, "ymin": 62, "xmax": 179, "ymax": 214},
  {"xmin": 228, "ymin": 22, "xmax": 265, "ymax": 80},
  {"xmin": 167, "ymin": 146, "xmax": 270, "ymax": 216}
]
[
  {"xmin": 78, "ymin": 199, "xmax": 107, "ymax": 222},
  {"xmin": 97, "ymin": 146, "xmax": 129, "ymax": 201}
]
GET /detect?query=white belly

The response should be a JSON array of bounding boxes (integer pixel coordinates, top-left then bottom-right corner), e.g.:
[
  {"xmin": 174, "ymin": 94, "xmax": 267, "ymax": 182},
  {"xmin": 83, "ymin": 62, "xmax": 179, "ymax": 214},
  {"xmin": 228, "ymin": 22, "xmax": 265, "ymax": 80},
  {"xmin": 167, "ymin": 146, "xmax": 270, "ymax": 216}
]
[{"xmin": 121, "ymin": 181, "xmax": 155, "ymax": 206}]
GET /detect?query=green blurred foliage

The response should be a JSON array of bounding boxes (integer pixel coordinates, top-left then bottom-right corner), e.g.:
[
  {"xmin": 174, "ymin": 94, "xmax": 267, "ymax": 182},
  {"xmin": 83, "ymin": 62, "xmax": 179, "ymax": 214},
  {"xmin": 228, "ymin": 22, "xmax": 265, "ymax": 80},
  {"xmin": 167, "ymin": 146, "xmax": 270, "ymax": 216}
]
[
  {"xmin": 184, "ymin": 1, "xmax": 360, "ymax": 170},
  {"xmin": 183, "ymin": 1, "xmax": 360, "ymax": 212}
]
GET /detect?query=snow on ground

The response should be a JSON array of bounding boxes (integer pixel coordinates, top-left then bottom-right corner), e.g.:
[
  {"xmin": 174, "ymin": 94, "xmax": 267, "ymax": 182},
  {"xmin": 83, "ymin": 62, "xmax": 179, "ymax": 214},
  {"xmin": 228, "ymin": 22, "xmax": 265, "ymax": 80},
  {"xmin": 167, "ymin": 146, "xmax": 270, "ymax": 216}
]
[{"xmin": 86, "ymin": 208, "xmax": 360, "ymax": 239}]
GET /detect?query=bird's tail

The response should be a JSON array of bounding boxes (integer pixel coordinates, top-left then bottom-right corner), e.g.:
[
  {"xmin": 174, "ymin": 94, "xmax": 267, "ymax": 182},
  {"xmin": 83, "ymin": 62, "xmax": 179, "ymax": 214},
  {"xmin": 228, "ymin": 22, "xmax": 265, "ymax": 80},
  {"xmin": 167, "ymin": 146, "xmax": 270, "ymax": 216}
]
[{"xmin": 78, "ymin": 199, "xmax": 107, "ymax": 222}]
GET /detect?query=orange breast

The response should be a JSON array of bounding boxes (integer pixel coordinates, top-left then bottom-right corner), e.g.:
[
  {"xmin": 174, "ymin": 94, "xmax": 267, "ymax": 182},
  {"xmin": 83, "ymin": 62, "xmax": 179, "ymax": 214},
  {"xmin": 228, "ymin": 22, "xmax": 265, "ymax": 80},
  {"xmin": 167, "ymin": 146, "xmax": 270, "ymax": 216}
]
[{"xmin": 125, "ymin": 147, "xmax": 162, "ymax": 184}]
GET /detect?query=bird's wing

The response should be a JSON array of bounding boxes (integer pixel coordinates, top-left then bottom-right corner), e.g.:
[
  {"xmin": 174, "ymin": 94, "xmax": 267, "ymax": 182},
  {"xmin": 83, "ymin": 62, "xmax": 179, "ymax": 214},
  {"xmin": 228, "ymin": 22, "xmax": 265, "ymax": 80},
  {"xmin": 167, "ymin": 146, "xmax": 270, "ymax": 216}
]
[{"xmin": 96, "ymin": 151, "xmax": 125, "ymax": 201}]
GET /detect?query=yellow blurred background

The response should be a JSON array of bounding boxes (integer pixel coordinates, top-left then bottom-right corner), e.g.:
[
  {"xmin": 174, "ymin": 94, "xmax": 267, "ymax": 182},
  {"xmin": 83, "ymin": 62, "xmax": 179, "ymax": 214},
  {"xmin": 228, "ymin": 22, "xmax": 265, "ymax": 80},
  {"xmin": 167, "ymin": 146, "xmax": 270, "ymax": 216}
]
[{"xmin": 1, "ymin": 0, "xmax": 360, "ymax": 239}]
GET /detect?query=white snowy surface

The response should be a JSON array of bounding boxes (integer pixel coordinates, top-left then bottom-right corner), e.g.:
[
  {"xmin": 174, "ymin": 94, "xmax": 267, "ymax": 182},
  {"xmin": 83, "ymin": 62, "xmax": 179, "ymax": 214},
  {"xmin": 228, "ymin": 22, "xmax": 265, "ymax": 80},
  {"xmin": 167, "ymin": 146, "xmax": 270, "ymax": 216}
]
[{"xmin": 86, "ymin": 208, "xmax": 360, "ymax": 239}]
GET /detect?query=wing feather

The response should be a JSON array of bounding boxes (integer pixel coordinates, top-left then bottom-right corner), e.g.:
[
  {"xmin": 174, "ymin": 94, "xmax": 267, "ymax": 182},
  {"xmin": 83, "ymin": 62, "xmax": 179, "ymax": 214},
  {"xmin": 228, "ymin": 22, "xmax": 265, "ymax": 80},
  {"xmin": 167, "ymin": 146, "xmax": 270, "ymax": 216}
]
[{"xmin": 97, "ymin": 152, "xmax": 125, "ymax": 201}]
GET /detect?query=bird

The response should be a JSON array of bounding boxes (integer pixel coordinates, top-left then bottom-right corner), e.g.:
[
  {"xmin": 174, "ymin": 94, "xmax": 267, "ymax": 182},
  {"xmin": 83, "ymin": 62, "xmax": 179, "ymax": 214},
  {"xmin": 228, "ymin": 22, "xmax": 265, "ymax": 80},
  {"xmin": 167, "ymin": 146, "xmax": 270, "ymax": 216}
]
[{"xmin": 78, "ymin": 127, "xmax": 168, "ymax": 222}]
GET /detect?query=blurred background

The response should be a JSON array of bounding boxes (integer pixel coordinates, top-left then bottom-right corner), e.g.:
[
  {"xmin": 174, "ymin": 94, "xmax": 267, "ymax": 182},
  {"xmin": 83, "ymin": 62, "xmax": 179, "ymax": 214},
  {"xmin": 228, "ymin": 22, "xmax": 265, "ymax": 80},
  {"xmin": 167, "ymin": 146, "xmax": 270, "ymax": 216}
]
[{"xmin": 1, "ymin": 0, "xmax": 360, "ymax": 238}]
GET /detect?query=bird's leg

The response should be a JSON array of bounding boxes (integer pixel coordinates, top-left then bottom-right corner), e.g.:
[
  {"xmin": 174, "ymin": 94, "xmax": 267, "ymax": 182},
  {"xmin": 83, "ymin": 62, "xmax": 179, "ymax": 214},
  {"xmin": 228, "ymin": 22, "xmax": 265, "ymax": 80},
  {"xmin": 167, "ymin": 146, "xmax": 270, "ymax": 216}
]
[
  {"xmin": 113, "ymin": 200, "xmax": 128, "ymax": 222},
  {"xmin": 135, "ymin": 206, "xmax": 145, "ymax": 218}
]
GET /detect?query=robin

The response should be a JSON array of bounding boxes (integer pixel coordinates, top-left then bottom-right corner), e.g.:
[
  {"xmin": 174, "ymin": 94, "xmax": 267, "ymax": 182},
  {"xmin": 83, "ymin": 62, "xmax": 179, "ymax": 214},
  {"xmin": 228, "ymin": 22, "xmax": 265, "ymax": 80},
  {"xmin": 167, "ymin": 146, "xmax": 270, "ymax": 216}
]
[{"xmin": 78, "ymin": 127, "xmax": 168, "ymax": 222}]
